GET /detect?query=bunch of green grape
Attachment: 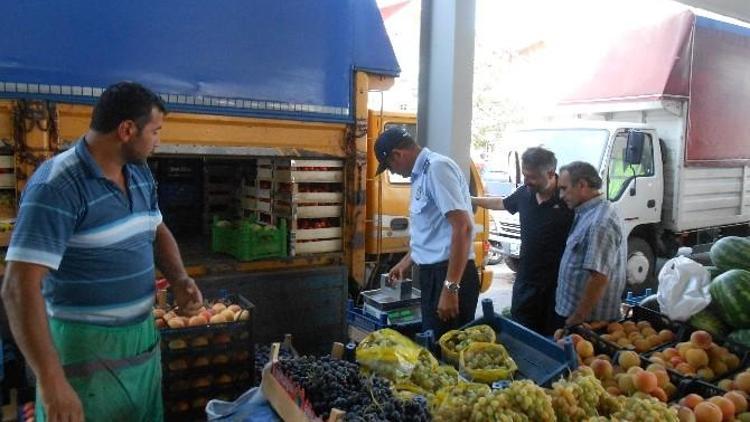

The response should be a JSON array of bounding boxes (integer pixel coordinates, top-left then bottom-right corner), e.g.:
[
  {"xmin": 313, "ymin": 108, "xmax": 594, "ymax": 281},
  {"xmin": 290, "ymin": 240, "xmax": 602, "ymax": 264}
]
[
  {"xmin": 610, "ymin": 396, "xmax": 678, "ymax": 421},
  {"xmin": 501, "ymin": 380, "xmax": 556, "ymax": 422},
  {"xmin": 432, "ymin": 382, "xmax": 492, "ymax": 422},
  {"xmin": 470, "ymin": 390, "xmax": 529, "ymax": 422}
]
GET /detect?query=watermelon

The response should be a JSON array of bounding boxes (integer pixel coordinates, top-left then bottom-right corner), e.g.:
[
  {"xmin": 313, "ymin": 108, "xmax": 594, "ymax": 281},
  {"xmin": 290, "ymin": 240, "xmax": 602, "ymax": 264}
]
[
  {"xmin": 704, "ymin": 265, "xmax": 724, "ymax": 280},
  {"xmin": 709, "ymin": 269, "xmax": 750, "ymax": 328},
  {"xmin": 710, "ymin": 236, "xmax": 750, "ymax": 271},
  {"xmin": 688, "ymin": 308, "xmax": 730, "ymax": 339},
  {"xmin": 728, "ymin": 329, "xmax": 750, "ymax": 348}
]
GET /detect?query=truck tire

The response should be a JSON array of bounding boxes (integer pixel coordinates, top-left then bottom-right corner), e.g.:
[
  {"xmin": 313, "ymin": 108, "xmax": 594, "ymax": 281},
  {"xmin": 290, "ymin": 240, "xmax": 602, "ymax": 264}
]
[
  {"xmin": 487, "ymin": 246, "xmax": 502, "ymax": 265},
  {"xmin": 626, "ymin": 237, "xmax": 655, "ymax": 294},
  {"xmin": 505, "ymin": 257, "xmax": 520, "ymax": 273}
]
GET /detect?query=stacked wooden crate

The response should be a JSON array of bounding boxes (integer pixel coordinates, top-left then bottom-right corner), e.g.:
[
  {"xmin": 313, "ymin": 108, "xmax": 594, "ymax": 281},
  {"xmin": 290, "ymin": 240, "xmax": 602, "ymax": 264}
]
[{"xmin": 272, "ymin": 159, "xmax": 344, "ymax": 256}]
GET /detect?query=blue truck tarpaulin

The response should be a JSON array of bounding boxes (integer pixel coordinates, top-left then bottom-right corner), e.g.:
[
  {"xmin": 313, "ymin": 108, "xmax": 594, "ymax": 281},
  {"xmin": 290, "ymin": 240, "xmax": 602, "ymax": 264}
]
[{"xmin": 0, "ymin": 0, "xmax": 399, "ymax": 123}]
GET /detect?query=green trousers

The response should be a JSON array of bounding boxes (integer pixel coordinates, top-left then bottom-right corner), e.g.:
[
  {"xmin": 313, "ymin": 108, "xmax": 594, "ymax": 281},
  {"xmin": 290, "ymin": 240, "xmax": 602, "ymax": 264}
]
[{"xmin": 35, "ymin": 317, "xmax": 163, "ymax": 422}]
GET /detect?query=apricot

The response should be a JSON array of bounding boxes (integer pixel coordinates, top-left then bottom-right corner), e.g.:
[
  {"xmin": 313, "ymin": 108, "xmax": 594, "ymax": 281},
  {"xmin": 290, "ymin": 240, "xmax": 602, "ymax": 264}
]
[
  {"xmin": 591, "ymin": 359, "xmax": 614, "ymax": 380},
  {"xmin": 691, "ymin": 330, "xmax": 714, "ymax": 350},
  {"xmin": 725, "ymin": 390, "xmax": 748, "ymax": 413},
  {"xmin": 707, "ymin": 396, "xmax": 735, "ymax": 421},
  {"xmin": 686, "ymin": 349, "xmax": 710, "ymax": 369},
  {"xmin": 618, "ymin": 351, "xmax": 640, "ymax": 370},
  {"xmin": 576, "ymin": 340, "xmax": 594, "ymax": 359},
  {"xmin": 681, "ymin": 393, "xmax": 704, "ymax": 410},
  {"xmin": 693, "ymin": 401, "xmax": 723, "ymax": 422},
  {"xmin": 633, "ymin": 370, "xmax": 658, "ymax": 393}
]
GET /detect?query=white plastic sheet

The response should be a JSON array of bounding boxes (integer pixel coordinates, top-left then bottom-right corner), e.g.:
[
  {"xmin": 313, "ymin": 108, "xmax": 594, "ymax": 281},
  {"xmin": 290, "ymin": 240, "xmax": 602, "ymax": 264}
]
[{"xmin": 656, "ymin": 256, "xmax": 712, "ymax": 321}]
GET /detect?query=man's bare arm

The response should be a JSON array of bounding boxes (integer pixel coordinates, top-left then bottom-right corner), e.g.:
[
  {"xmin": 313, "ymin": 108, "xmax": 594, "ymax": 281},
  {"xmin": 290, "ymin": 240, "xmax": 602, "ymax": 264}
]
[{"xmin": 471, "ymin": 196, "xmax": 505, "ymax": 210}]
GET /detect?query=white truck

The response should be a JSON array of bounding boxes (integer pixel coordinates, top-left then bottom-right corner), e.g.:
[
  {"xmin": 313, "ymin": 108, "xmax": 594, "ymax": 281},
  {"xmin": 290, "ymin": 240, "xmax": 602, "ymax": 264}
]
[{"xmin": 493, "ymin": 10, "xmax": 750, "ymax": 292}]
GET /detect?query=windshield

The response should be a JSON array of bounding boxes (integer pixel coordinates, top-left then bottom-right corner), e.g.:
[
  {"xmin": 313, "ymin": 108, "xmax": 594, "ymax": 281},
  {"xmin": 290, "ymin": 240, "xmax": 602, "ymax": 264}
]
[{"xmin": 509, "ymin": 129, "xmax": 609, "ymax": 172}]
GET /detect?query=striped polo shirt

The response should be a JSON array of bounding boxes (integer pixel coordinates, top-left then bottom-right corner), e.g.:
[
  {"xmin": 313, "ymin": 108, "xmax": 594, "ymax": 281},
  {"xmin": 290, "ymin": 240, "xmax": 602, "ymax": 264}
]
[{"xmin": 6, "ymin": 138, "xmax": 162, "ymax": 326}]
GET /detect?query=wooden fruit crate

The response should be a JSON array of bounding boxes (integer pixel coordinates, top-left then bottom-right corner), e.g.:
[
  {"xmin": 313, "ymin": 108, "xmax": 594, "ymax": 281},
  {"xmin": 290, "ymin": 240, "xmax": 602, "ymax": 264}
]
[
  {"xmin": 275, "ymin": 182, "xmax": 343, "ymax": 204},
  {"xmin": 292, "ymin": 238, "xmax": 342, "ymax": 255},
  {"xmin": 274, "ymin": 202, "xmax": 341, "ymax": 219}
]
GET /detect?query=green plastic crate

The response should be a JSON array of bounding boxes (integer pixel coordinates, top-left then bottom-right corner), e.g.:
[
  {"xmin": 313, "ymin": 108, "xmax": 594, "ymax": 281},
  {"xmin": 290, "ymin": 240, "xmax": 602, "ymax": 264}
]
[{"xmin": 211, "ymin": 216, "xmax": 287, "ymax": 261}]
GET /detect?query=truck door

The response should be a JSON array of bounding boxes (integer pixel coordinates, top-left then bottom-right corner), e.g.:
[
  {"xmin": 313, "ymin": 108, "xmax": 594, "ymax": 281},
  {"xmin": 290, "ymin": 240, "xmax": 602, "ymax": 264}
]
[
  {"xmin": 607, "ymin": 129, "xmax": 663, "ymax": 290},
  {"xmin": 607, "ymin": 129, "xmax": 662, "ymax": 231}
]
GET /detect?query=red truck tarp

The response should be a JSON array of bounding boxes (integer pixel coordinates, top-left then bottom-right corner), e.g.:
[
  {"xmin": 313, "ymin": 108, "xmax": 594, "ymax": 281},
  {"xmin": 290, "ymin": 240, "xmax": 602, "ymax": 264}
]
[{"xmin": 561, "ymin": 10, "xmax": 750, "ymax": 166}]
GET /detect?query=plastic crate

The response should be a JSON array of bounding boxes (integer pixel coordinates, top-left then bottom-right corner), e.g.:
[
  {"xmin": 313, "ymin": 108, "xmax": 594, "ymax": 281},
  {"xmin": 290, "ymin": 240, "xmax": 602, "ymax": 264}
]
[
  {"xmin": 346, "ymin": 300, "xmax": 422, "ymax": 338},
  {"xmin": 210, "ymin": 216, "xmax": 287, "ymax": 261},
  {"xmin": 447, "ymin": 299, "xmax": 578, "ymax": 387},
  {"xmin": 623, "ymin": 288, "xmax": 654, "ymax": 306},
  {"xmin": 571, "ymin": 305, "xmax": 684, "ymax": 356},
  {"xmin": 160, "ymin": 294, "xmax": 255, "ymax": 422}
]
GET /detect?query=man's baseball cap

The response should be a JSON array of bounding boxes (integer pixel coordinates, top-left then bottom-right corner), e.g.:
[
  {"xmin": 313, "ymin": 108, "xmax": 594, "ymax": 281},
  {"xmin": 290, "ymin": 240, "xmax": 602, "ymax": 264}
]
[{"xmin": 374, "ymin": 128, "xmax": 413, "ymax": 175}]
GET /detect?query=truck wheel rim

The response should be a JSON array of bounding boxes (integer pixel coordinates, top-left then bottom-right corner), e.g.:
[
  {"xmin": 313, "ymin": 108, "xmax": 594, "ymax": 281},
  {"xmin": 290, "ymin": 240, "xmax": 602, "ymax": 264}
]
[{"xmin": 627, "ymin": 251, "xmax": 650, "ymax": 285}]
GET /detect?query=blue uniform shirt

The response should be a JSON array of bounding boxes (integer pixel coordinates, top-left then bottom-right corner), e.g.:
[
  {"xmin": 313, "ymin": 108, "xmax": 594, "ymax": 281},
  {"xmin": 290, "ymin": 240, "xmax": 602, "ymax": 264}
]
[
  {"xmin": 6, "ymin": 139, "xmax": 162, "ymax": 326},
  {"xmin": 555, "ymin": 195, "xmax": 626, "ymax": 320},
  {"xmin": 409, "ymin": 148, "xmax": 475, "ymax": 265}
]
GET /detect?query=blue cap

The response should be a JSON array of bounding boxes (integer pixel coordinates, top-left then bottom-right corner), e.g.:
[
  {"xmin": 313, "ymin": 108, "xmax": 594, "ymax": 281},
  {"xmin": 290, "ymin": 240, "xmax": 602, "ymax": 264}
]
[{"xmin": 374, "ymin": 128, "xmax": 413, "ymax": 175}]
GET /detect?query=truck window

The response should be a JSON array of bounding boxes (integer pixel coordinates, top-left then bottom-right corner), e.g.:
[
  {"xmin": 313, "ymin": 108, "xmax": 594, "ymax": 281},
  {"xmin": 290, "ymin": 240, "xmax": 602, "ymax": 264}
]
[
  {"xmin": 607, "ymin": 132, "xmax": 655, "ymax": 200},
  {"xmin": 383, "ymin": 122, "xmax": 416, "ymax": 184}
]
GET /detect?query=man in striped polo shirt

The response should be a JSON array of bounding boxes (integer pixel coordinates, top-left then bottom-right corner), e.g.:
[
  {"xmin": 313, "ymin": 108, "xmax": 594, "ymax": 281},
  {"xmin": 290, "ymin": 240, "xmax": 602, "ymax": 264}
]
[
  {"xmin": 554, "ymin": 161, "xmax": 627, "ymax": 329},
  {"xmin": 2, "ymin": 82, "xmax": 203, "ymax": 421}
]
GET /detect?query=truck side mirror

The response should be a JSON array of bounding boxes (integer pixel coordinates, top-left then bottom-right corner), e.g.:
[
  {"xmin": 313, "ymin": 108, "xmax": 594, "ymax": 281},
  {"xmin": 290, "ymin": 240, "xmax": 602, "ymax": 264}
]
[{"xmin": 625, "ymin": 131, "xmax": 645, "ymax": 165}]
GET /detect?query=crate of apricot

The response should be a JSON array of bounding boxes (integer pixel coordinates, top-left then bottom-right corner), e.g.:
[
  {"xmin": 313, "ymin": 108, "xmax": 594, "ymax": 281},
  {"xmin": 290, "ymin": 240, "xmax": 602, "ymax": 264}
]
[
  {"xmin": 570, "ymin": 306, "xmax": 680, "ymax": 355},
  {"xmin": 646, "ymin": 330, "xmax": 745, "ymax": 383}
]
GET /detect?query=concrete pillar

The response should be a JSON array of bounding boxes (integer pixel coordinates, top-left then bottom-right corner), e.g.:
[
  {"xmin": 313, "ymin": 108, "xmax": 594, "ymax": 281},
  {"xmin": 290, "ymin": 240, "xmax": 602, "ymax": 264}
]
[{"xmin": 417, "ymin": 0, "xmax": 476, "ymax": 179}]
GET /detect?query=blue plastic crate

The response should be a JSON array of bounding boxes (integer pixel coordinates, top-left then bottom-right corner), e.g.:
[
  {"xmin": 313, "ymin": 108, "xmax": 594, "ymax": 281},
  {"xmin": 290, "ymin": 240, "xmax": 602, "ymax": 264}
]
[
  {"xmin": 459, "ymin": 298, "xmax": 578, "ymax": 387},
  {"xmin": 346, "ymin": 300, "xmax": 422, "ymax": 336},
  {"xmin": 623, "ymin": 288, "xmax": 653, "ymax": 306}
]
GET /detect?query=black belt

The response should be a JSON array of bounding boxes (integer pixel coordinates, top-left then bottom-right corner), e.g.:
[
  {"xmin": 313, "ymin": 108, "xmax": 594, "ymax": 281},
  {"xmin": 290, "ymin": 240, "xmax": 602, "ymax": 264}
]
[{"xmin": 416, "ymin": 259, "xmax": 474, "ymax": 270}]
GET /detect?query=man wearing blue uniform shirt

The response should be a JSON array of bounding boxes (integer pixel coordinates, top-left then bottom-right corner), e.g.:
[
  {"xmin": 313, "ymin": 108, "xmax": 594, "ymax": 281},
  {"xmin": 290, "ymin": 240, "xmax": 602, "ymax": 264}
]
[
  {"xmin": 374, "ymin": 128, "xmax": 479, "ymax": 338},
  {"xmin": 1, "ymin": 82, "xmax": 203, "ymax": 421},
  {"xmin": 554, "ymin": 161, "xmax": 627, "ymax": 328},
  {"xmin": 472, "ymin": 147, "xmax": 573, "ymax": 335}
]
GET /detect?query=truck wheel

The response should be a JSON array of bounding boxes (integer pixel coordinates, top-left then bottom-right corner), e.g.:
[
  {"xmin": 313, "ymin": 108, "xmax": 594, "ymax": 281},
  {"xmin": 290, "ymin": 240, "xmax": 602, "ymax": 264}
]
[
  {"xmin": 505, "ymin": 257, "xmax": 520, "ymax": 273},
  {"xmin": 487, "ymin": 246, "xmax": 502, "ymax": 265},
  {"xmin": 626, "ymin": 237, "xmax": 655, "ymax": 294}
]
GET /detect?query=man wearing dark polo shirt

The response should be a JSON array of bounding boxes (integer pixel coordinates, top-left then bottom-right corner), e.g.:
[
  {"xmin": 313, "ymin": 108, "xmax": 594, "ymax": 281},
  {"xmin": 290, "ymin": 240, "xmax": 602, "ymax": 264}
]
[
  {"xmin": 472, "ymin": 147, "xmax": 573, "ymax": 335},
  {"xmin": 2, "ymin": 82, "xmax": 203, "ymax": 421}
]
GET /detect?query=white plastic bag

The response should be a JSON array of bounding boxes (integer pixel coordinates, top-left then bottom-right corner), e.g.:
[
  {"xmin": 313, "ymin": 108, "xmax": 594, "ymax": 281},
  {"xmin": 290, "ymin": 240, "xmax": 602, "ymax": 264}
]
[{"xmin": 656, "ymin": 256, "xmax": 712, "ymax": 321}]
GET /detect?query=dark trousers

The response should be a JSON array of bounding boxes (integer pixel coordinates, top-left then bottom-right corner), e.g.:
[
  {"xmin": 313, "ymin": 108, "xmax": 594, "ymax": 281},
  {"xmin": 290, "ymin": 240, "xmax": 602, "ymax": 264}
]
[
  {"xmin": 416, "ymin": 259, "xmax": 480, "ymax": 340},
  {"xmin": 510, "ymin": 278, "xmax": 559, "ymax": 336}
]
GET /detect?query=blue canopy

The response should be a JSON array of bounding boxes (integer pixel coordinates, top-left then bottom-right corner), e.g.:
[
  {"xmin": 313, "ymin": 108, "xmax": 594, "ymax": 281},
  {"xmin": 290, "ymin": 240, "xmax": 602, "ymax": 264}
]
[{"xmin": 0, "ymin": 0, "xmax": 400, "ymax": 122}]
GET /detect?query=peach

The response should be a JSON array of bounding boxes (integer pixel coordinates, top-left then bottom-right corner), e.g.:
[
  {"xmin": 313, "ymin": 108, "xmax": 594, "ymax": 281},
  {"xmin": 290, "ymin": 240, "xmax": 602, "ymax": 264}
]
[
  {"xmin": 677, "ymin": 406, "xmax": 697, "ymax": 422},
  {"xmin": 216, "ymin": 374, "xmax": 233, "ymax": 384},
  {"xmin": 694, "ymin": 402, "xmax": 723, "ymax": 422},
  {"xmin": 659, "ymin": 329, "xmax": 676, "ymax": 343},
  {"xmin": 193, "ymin": 356, "xmax": 209, "ymax": 367},
  {"xmin": 576, "ymin": 340, "xmax": 594, "ymax": 359},
  {"xmin": 155, "ymin": 318, "xmax": 166, "ymax": 329},
  {"xmin": 636, "ymin": 320, "xmax": 651, "ymax": 330},
  {"xmin": 627, "ymin": 366, "xmax": 644, "ymax": 375},
  {"xmin": 167, "ymin": 318, "xmax": 185, "ymax": 329},
  {"xmin": 610, "ymin": 330, "xmax": 625, "ymax": 341},
  {"xmin": 209, "ymin": 314, "xmax": 226, "ymax": 324},
  {"xmin": 641, "ymin": 327, "xmax": 658, "ymax": 337},
  {"xmin": 710, "ymin": 360, "xmax": 729, "ymax": 377},
  {"xmin": 188, "ymin": 315, "xmax": 207, "ymax": 327},
  {"xmin": 214, "ymin": 333, "xmax": 232, "ymax": 344},
  {"xmin": 650, "ymin": 387, "xmax": 668, "ymax": 402},
  {"xmin": 153, "ymin": 308, "xmax": 166, "ymax": 319},
  {"xmin": 634, "ymin": 338, "xmax": 651, "ymax": 352},
  {"xmin": 608, "ymin": 322, "xmax": 624, "ymax": 333},
  {"xmin": 691, "ymin": 330, "xmax": 714, "ymax": 350},
  {"xmin": 192, "ymin": 377, "xmax": 211, "ymax": 388},
  {"xmin": 596, "ymin": 354, "xmax": 612, "ymax": 362},
  {"xmin": 618, "ymin": 374, "xmax": 635, "ymax": 395},
  {"xmin": 634, "ymin": 370, "xmax": 658, "ymax": 393},
  {"xmin": 212, "ymin": 354, "xmax": 229, "ymax": 364},
  {"xmin": 220, "ymin": 309, "xmax": 236, "ymax": 322},
  {"xmin": 677, "ymin": 362, "xmax": 697, "ymax": 375},
  {"xmin": 686, "ymin": 349, "xmax": 710, "ymax": 369},
  {"xmin": 618, "ymin": 351, "xmax": 640, "ymax": 370},
  {"xmin": 651, "ymin": 369, "xmax": 670, "ymax": 388},
  {"xmin": 237, "ymin": 310, "xmax": 250, "ymax": 321},
  {"xmin": 681, "ymin": 393, "xmax": 704, "ymax": 409},
  {"xmin": 707, "ymin": 396, "xmax": 735, "ymax": 421},
  {"xmin": 696, "ymin": 368, "xmax": 715, "ymax": 380},
  {"xmin": 591, "ymin": 359, "xmax": 614, "ymax": 380},
  {"xmin": 724, "ymin": 354, "xmax": 741, "ymax": 371},
  {"xmin": 718, "ymin": 379, "xmax": 735, "ymax": 392},
  {"xmin": 622, "ymin": 321, "xmax": 637, "ymax": 333},
  {"xmin": 211, "ymin": 302, "xmax": 227, "ymax": 312},
  {"xmin": 736, "ymin": 373, "xmax": 750, "ymax": 393},
  {"xmin": 725, "ymin": 391, "xmax": 748, "ymax": 414},
  {"xmin": 617, "ymin": 337, "xmax": 633, "ymax": 348},
  {"xmin": 664, "ymin": 382, "xmax": 678, "ymax": 399},
  {"xmin": 570, "ymin": 333, "xmax": 584, "ymax": 346},
  {"xmin": 227, "ymin": 304, "xmax": 242, "ymax": 313},
  {"xmin": 554, "ymin": 329, "xmax": 565, "ymax": 340}
]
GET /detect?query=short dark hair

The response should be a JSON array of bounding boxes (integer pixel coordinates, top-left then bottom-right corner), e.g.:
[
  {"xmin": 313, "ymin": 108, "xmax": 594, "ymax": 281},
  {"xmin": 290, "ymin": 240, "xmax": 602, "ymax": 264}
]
[
  {"xmin": 521, "ymin": 147, "xmax": 557, "ymax": 173},
  {"xmin": 90, "ymin": 82, "xmax": 166, "ymax": 133},
  {"xmin": 560, "ymin": 161, "xmax": 603, "ymax": 189}
]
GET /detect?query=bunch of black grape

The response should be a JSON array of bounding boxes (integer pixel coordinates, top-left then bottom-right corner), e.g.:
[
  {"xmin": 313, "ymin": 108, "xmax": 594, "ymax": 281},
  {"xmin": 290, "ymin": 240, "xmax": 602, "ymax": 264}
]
[
  {"xmin": 276, "ymin": 355, "xmax": 430, "ymax": 421},
  {"xmin": 254, "ymin": 343, "xmax": 295, "ymax": 385}
]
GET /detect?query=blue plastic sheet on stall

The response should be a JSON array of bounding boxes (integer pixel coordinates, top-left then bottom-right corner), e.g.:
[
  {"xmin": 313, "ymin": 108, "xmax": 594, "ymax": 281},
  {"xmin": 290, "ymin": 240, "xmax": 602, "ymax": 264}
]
[{"xmin": 206, "ymin": 387, "xmax": 281, "ymax": 422}]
